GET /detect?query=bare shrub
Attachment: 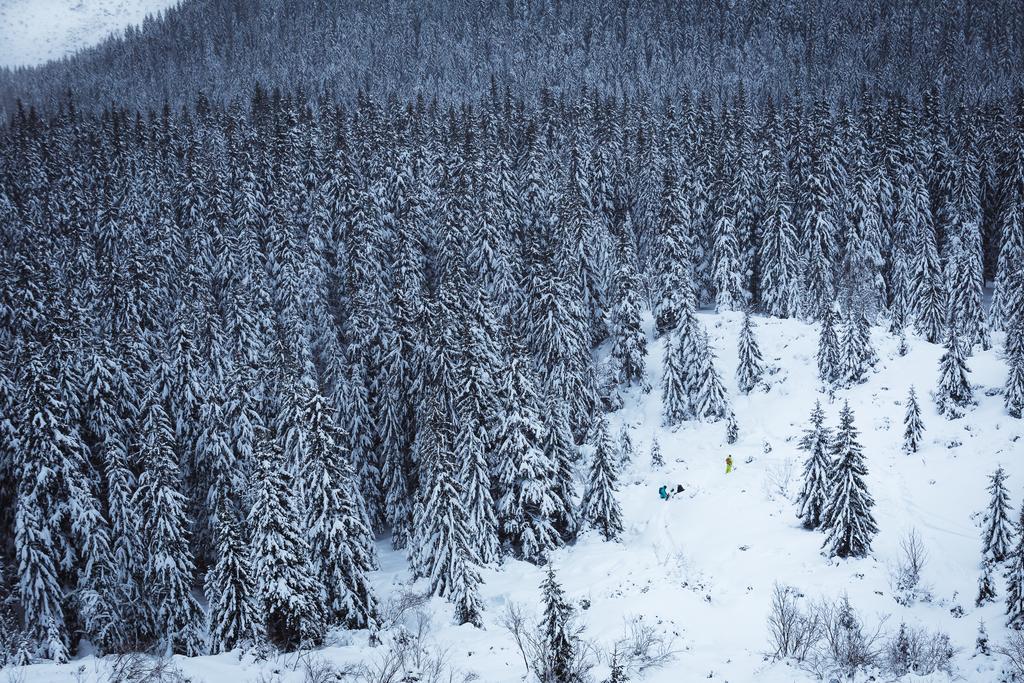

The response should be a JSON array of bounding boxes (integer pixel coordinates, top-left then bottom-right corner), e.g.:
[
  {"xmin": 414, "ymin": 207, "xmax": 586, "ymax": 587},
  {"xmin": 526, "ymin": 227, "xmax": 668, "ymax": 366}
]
[
  {"xmin": 808, "ymin": 595, "xmax": 886, "ymax": 679},
  {"xmin": 882, "ymin": 622, "xmax": 957, "ymax": 677},
  {"xmin": 890, "ymin": 529, "xmax": 932, "ymax": 606},
  {"xmin": 499, "ymin": 601, "xmax": 595, "ymax": 683},
  {"xmin": 612, "ymin": 616, "xmax": 677, "ymax": 675},
  {"xmin": 1000, "ymin": 631, "xmax": 1024, "ymax": 680},
  {"xmin": 106, "ymin": 653, "xmax": 187, "ymax": 683},
  {"xmin": 301, "ymin": 655, "xmax": 361, "ymax": 683},
  {"xmin": 766, "ymin": 583, "xmax": 820, "ymax": 662},
  {"xmin": 762, "ymin": 458, "xmax": 796, "ymax": 501},
  {"xmin": 377, "ymin": 589, "xmax": 431, "ymax": 631},
  {"xmin": 351, "ymin": 609, "xmax": 475, "ymax": 683}
]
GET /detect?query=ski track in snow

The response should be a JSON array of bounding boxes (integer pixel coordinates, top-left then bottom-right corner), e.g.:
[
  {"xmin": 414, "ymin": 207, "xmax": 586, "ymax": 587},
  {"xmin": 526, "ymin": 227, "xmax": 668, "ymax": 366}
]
[{"xmin": 15, "ymin": 311, "xmax": 1024, "ymax": 682}]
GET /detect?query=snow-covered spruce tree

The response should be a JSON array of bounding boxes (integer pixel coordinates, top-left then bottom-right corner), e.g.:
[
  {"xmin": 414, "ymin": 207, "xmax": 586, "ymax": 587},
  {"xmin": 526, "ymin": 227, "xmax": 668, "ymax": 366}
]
[
  {"xmin": 206, "ymin": 502, "xmax": 261, "ymax": 654},
  {"xmin": 796, "ymin": 400, "xmax": 832, "ymax": 530},
  {"xmin": 609, "ymin": 233, "xmax": 647, "ymax": 387},
  {"xmin": 582, "ymin": 417, "xmax": 623, "ymax": 542},
  {"xmin": 1006, "ymin": 505, "xmax": 1024, "ymax": 629},
  {"xmin": 539, "ymin": 566, "xmax": 582, "ymax": 683},
  {"xmin": 758, "ymin": 158, "xmax": 800, "ymax": 318},
  {"xmin": 416, "ymin": 400, "xmax": 484, "ymax": 627},
  {"xmin": 725, "ymin": 409, "xmax": 739, "ymax": 444},
  {"xmin": 817, "ymin": 306, "xmax": 841, "ymax": 385},
  {"xmin": 820, "ymin": 402, "xmax": 877, "ymax": 558},
  {"xmin": 618, "ymin": 423, "xmax": 634, "ymax": 467},
  {"xmin": 993, "ymin": 201, "xmax": 1024, "ymax": 330},
  {"xmin": 494, "ymin": 347, "xmax": 560, "ymax": 562},
  {"xmin": 903, "ymin": 387, "xmax": 924, "ymax": 453},
  {"xmin": 692, "ymin": 325, "xmax": 730, "ymax": 421},
  {"xmin": 913, "ymin": 219, "xmax": 946, "ymax": 344},
  {"xmin": 1007, "ymin": 324, "xmax": 1024, "ymax": 418},
  {"xmin": 249, "ymin": 429, "xmax": 325, "ymax": 650},
  {"xmin": 541, "ymin": 396, "xmax": 579, "ymax": 544},
  {"xmin": 736, "ymin": 312, "xmax": 764, "ymax": 393},
  {"xmin": 457, "ymin": 403, "xmax": 500, "ymax": 565},
  {"xmin": 978, "ymin": 562, "xmax": 997, "ymax": 606},
  {"xmin": 976, "ymin": 619, "xmax": 991, "ymax": 655},
  {"xmin": 650, "ymin": 438, "xmax": 664, "ymax": 468},
  {"xmin": 840, "ymin": 310, "xmax": 875, "ymax": 385},
  {"xmin": 654, "ymin": 162, "xmax": 696, "ymax": 335},
  {"xmin": 935, "ymin": 330, "xmax": 972, "ymax": 419},
  {"xmin": 712, "ymin": 181, "xmax": 743, "ymax": 312},
  {"xmin": 661, "ymin": 323, "xmax": 691, "ymax": 427},
  {"xmin": 982, "ymin": 467, "xmax": 1014, "ymax": 564},
  {"xmin": 135, "ymin": 396, "xmax": 204, "ymax": 656},
  {"xmin": 801, "ymin": 149, "xmax": 837, "ymax": 321},
  {"xmin": 301, "ymin": 388, "xmax": 378, "ymax": 630}
]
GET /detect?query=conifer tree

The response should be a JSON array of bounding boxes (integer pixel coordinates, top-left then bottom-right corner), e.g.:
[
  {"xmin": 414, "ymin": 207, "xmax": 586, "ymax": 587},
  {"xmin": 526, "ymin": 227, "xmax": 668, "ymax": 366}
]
[
  {"xmin": 725, "ymin": 409, "xmax": 739, "ymax": 444},
  {"xmin": 609, "ymin": 235, "xmax": 647, "ymax": 387},
  {"xmin": 655, "ymin": 163, "xmax": 695, "ymax": 335},
  {"xmin": 541, "ymin": 397, "xmax": 579, "ymax": 544},
  {"xmin": 650, "ymin": 438, "xmax": 664, "ymax": 468},
  {"xmin": 712, "ymin": 189, "xmax": 742, "ymax": 312},
  {"xmin": 692, "ymin": 326, "xmax": 730, "ymax": 421},
  {"xmin": 494, "ymin": 349, "xmax": 560, "ymax": 562},
  {"xmin": 935, "ymin": 330, "xmax": 972, "ymax": 418},
  {"xmin": 617, "ymin": 424, "xmax": 634, "ymax": 467},
  {"xmin": 661, "ymin": 325, "xmax": 691, "ymax": 426},
  {"xmin": 796, "ymin": 401, "xmax": 832, "ymax": 530},
  {"xmin": 301, "ymin": 389, "xmax": 378, "ymax": 630},
  {"xmin": 817, "ymin": 306, "xmax": 841, "ymax": 385},
  {"xmin": 820, "ymin": 403, "xmax": 877, "ymax": 558},
  {"xmin": 903, "ymin": 387, "xmax": 924, "ymax": 453},
  {"xmin": 840, "ymin": 311, "xmax": 874, "ymax": 385},
  {"xmin": 582, "ymin": 417, "xmax": 623, "ymax": 542},
  {"xmin": 206, "ymin": 503, "xmax": 260, "ymax": 654},
  {"xmin": 913, "ymin": 222, "xmax": 946, "ymax": 343},
  {"xmin": 977, "ymin": 562, "xmax": 997, "ymax": 606},
  {"xmin": 982, "ymin": 467, "xmax": 1014, "ymax": 564},
  {"xmin": 135, "ymin": 396, "xmax": 204, "ymax": 656},
  {"xmin": 417, "ymin": 401, "xmax": 484, "ymax": 627},
  {"xmin": 539, "ymin": 567, "xmax": 581, "ymax": 683},
  {"xmin": 994, "ymin": 202, "xmax": 1024, "ymax": 330},
  {"xmin": 457, "ymin": 408, "xmax": 500, "ymax": 565},
  {"xmin": 249, "ymin": 430, "xmax": 325, "ymax": 650},
  {"xmin": 1007, "ymin": 326, "xmax": 1024, "ymax": 418},
  {"xmin": 975, "ymin": 619, "xmax": 991, "ymax": 655},
  {"xmin": 736, "ymin": 312, "xmax": 764, "ymax": 393},
  {"xmin": 759, "ymin": 161, "xmax": 800, "ymax": 318},
  {"xmin": 1006, "ymin": 505, "xmax": 1024, "ymax": 629}
]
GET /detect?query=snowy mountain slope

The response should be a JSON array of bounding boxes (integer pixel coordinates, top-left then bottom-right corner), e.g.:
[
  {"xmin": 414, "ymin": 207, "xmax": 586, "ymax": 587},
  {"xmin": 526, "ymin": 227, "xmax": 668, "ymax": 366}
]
[
  {"xmin": 13, "ymin": 312, "xmax": 1022, "ymax": 682},
  {"xmin": 0, "ymin": 0, "xmax": 179, "ymax": 68}
]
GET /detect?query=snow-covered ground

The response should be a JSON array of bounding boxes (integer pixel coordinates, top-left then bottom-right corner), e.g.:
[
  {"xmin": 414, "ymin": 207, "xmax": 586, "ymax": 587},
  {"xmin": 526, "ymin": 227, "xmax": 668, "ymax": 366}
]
[
  {"xmin": 0, "ymin": 0, "xmax": 179, "ymax": 68},
  {"xmin": 13, "ymin": 312, "xmax": 1023, "ymax": 682}
]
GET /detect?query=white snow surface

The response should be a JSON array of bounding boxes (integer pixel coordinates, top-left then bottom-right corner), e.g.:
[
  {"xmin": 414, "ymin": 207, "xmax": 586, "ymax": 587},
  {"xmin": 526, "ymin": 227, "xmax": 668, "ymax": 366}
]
[
  {"xmin": 0, "ymin": 0, "xmax": 179, "ymax": 69},
  {"xmin": 14, "ymin": 312, "xmax": 1024, "ymax": 681}
]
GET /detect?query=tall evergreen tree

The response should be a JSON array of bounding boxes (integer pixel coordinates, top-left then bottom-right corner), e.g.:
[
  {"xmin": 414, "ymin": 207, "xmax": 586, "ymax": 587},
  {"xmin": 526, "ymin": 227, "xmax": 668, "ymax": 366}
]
[
  {"xmin": 817, "ymin": 306, "xmax": 841, "ymax": 385},
  {"xmin": 736, "ymin": 312, "xmax": 764, "ymax": 393},
  {"xmin": 135, "ymin": 396, "xmax": 204, "ymax": 656},
  {"xmin": 796, "ymin": 401, "xmax": 832, "ymax": 530},
  {"xmin": 249, "ymin": 430, "xmax": 325, "ymax": 650},
  {"xmin": 609, "ymin": 234, "xmax": 647, "ymax": 387},
  {"xmin": 983, "ymin": 467, "xmax": 1015, "ymax": 564},
  {"xmin": 935, "ymin": 330, "xmax": 972, "ymax": 418},
  {"xmin": 903, "ymin": 386, "xmax": 924, "ymax": 453},
  {"xmin": 539, "ymin": 567, "xmax": 582, "ymax": 683},
  {"xmin": 206, "ymin": 503, "xmax": 260, "ymax": 654},
  {"xmin": 1006, "ymin": 505, "xmax": 1024, "ymax": 629},
  {"xmin": 581, "ymin": 417, "xmax": 623, "ymax": 542},
  {"xmin": 820, "ymin": 403, "xmax": 877, "ymax": 558}
]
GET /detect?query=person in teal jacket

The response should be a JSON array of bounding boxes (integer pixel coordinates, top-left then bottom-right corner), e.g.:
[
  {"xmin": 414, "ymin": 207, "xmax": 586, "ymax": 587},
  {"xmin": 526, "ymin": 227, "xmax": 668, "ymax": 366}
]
[{"xmin": 659, "ymin": 485, "xmax": 669, "ymax": 500}]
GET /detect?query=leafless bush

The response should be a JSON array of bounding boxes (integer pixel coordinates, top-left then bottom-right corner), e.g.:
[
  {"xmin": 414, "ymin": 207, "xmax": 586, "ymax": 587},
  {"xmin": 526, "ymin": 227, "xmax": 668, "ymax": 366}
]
[
  {"xmin": 766, "ymin": 583, "xmax": 820, "ymax": 662},
  {"xmin": 762, "ymin": 459, "xmax": 796, "ymax": 502},
  {"xmin": 882, "ymin": 622, "xmax": 957, "ymax": 677},
  {"xmin": 1001, "ymin": 631, "xmax": 1024, "ymax": 680},
  {"xmin": 808, "ymin": 595, "xmax": 887, "ymax": 679},
  {"xmin": 890, "ymin": 529, "xmax": 932, "ymax": 606},
  {"xmin": 349, "ymin": 609, "xmax": 474, "ymax": 683},
  {"xmin": 106, "ymin": 653, "xmax": 187, "ymax": 683},
  {"xmin": 377, "ymin": 589, "xmax": 432, "ymax": 631},
  {"xmin": 499, "ymin": 601, "xmax": 595, "ymax": 683},
  {"xmin": 612, "ymin": 616, "xmax": 677, "ymax": 675},
  {"xmin": 300, "ymin": 655, "xmax": 361, "ymax": 683}
]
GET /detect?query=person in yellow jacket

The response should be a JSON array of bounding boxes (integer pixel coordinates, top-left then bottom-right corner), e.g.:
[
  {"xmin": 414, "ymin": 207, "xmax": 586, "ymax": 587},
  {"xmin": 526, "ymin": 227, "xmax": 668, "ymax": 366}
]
[{"xmin": 725, "ymin": 455, "xmax": 733, "ymax": 474}]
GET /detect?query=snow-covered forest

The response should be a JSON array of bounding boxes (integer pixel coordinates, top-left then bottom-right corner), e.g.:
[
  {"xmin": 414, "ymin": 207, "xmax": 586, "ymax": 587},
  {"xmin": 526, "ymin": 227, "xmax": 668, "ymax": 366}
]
[{"xmin": 1, "ymin": 1, "xmax": 1024, "ymax": 681}]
